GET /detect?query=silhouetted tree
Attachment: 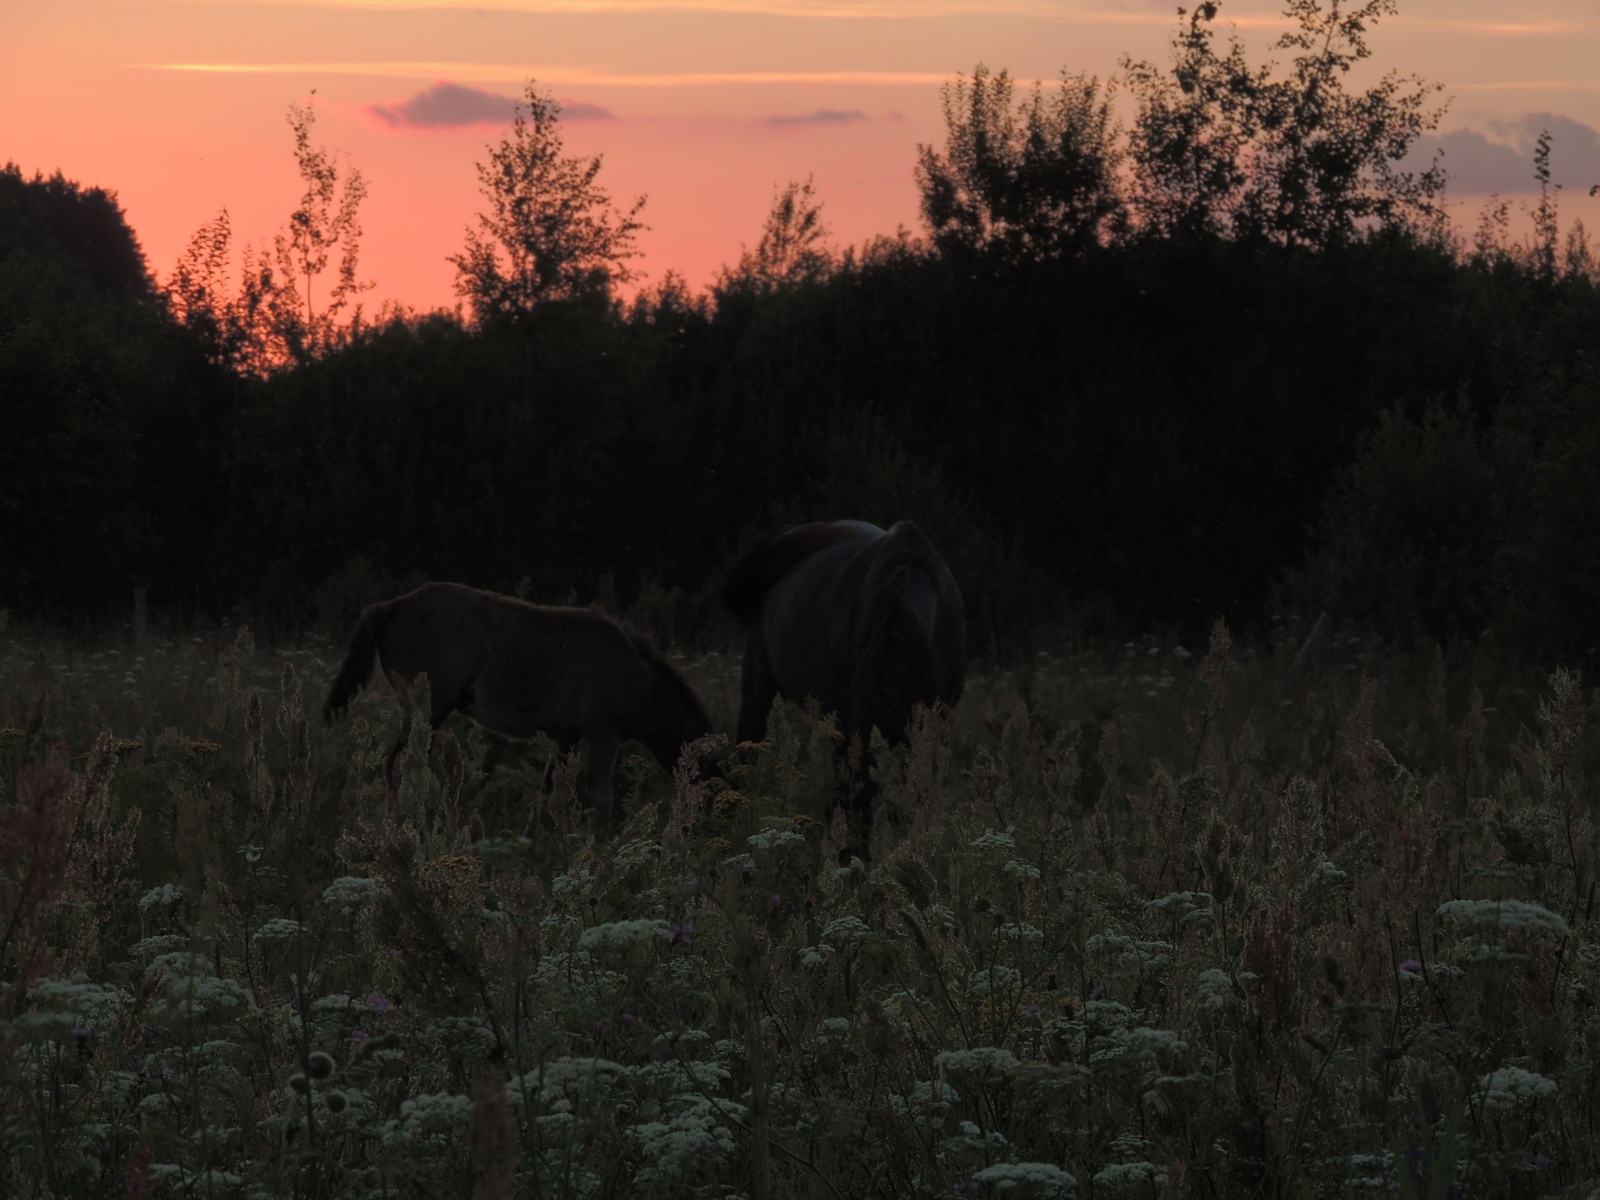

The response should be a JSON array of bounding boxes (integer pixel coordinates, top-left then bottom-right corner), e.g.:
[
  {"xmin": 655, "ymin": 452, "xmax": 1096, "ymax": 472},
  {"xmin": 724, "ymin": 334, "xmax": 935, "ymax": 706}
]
[
  {"xmin": 1123, "ymin": 0, "xmax": 1445, "ymax": 246},
  {"xmin": 165, "ymin": 98, "xmax": 370, "ymax": 372},
  {"xmin": 915, "ymin": 66, "xmax": 1125, "ymax": 260},
  {"xmin": 452, "ymin": 82, "xmax": 646, "ymax": 320},
  {"xmin": 273, "ymin": 98, "xmax": 371, "ymax": 351},
  {"xmin": 719, "ymin": 176, "xmax": 834, "ymax": 294}
]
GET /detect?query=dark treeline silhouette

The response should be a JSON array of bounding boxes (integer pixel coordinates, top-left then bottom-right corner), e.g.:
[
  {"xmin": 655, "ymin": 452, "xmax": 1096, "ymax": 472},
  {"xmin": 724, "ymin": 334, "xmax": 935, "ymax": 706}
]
[{"xmin": 5, "ymin": 0, "xmax": 1599, "ymax": 657}]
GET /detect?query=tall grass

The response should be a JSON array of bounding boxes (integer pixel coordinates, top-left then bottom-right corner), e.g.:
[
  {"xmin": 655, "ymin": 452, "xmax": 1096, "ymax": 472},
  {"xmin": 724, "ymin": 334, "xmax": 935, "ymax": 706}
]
[{"xmin": 1, "ymin": 615, "xmax": 1596, "ymax": 1197}]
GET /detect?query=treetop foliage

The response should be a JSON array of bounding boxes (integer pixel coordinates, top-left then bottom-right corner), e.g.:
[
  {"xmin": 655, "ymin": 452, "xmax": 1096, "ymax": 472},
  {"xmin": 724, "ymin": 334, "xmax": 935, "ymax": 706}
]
[
  {"xmin": 0, "ymin": 163, "xmax": 152, "ymax": 298},
  {"xmin": 919, "ymin": 0, "xmax": 1447, "ymax": 260},
  {"xmin": 451, "ymin": 82, "xmax": 648, "ymax": 321},
  {"xmin": 165, "ymin": 98, "xmax": 371, "ymax": 373}
]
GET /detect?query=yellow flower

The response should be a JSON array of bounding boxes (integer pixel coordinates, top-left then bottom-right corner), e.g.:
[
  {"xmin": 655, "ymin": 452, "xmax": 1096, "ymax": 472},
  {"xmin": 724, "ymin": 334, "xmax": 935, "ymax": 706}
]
[
  {"xmin": 0, "ymin": 727, "xmax": 25, "ymax": 739},
  {"xmin": 703, "ymin": 836, "xmax": 734, "ymax": 854},
  {"xmin": 430, "ymin": 854, "xmax": 481, "ymax": 877},
  {"xmin": 712, "ymin": 789, "xmax": 749, "ymax": 815},
  {"xmin": 189, "ymin": 740, "xmax": 222, "ymax": 754},
  {"xmin": 116, "ymin": 739, "xmax": 144, "ymax": 753},
  {"xmin": 792, "ymin": 814, "xmax": 821, "ymax": 830}
]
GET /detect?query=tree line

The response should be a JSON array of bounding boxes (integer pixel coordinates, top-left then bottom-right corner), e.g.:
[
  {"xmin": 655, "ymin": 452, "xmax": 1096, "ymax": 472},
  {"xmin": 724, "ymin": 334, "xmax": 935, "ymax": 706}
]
[{"xmin": 3, "ymin": 0, "xmax": 1598, "ymax": 658}]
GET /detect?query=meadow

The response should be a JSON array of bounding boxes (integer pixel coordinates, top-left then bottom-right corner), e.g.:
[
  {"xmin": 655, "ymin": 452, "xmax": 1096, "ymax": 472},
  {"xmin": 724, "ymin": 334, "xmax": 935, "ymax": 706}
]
[{"xmin": 2, "ymin": 610, "xmax": 1596, "ymax": 1198}]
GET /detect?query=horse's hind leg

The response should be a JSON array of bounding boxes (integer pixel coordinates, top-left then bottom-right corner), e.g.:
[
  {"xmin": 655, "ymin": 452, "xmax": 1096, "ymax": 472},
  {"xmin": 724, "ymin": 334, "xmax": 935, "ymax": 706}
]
[
  {"xmin": 585, "ymin": 730, "xmax": 620, "ymax": 824},
  {"xmin": 737, "ymin": 628, "xmax": 780, "ymax": 745}
]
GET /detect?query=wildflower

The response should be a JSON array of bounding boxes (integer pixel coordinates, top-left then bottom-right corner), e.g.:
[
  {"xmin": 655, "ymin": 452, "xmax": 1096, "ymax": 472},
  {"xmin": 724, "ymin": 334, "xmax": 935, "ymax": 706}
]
[
  {"xmin": 70, "ymin": 1026, "xmax": 92, "ymax": 1048},
  {"xmin": 325, "ymin": 1090, "xmax": 349, "ymax": 1114},
  {"xmin": 307, "ymin": 1051, "xmax": 335, "ymax": 1080},
  {"xmin": 683, "ymin": 877, "xmax": 699, "ymax": 895},
  {"xmin": 670, "ymin": 922, "xmax": 695, "ymax": 946},
  {"xmin": 1399, "ymin": 959, "xmax": 1423, "ymax": 977},
  {"xmin": 1524, "ymin": 1152, "xmax": 1551, "ymax": 1171},
  {"xmin": 350, "ymin": 1030, "xmax": 369, "ymax": 1042},
  {"xmin": 596, "ymin": 1021, "xmax": 608, "ymax": 1036},
  {"xmin": 289, "ymin": 1073, "xmax": 310, "ymax": 1094},
  {"xmin": 1089, "ymin": 981, "xmax": 1106, "ymax": 1001},
  {"xmin": 622, "ymin": 1013, "xmax": 637, "ymax": 1029},
  {"xmin": 770, "ymin": 894, "xmax": 782, "ymax": 910}
]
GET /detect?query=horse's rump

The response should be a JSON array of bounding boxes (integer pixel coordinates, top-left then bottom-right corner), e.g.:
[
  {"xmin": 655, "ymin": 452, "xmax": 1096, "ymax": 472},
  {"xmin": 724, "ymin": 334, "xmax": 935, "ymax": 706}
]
[{"xmin": 720, "ymin": 522, "xmax": 865, "ymax": 627}]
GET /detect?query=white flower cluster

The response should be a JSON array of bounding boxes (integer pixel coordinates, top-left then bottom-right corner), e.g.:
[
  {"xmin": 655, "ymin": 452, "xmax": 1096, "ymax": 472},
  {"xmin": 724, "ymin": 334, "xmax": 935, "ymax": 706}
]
[
  {"xmin": 1437, "ymin": 899, "xmax": 1569, "ymax": 936},
  {"xmin": 973, "ymin": 1161, "xmax": 1075, "ymax": 1196},
  {"xmin": 1478, "ymin": 1066, "xmax": 1557, "ymax": 1110},
  {"xmin": 578, "ymin": 919, "xmax": 672, "ymax": 951}
]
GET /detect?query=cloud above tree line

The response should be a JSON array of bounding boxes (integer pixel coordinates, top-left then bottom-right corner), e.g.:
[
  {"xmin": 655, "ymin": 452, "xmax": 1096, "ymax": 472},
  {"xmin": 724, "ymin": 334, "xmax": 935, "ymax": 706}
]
[
  {"xmin": 1405, "ymin": 113, "xmax": 1600, "ymax": 195},
  {"xmin": 766, "ymin": 108, "xmax": 867, "ymax": 126},
  {"xmin": 365, "ymin": 82, "xmax": 614, "ymax": 130}
]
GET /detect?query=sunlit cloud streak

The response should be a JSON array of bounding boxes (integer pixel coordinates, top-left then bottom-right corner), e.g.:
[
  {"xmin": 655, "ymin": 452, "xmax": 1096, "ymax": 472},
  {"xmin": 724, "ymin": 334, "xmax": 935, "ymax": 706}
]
[
  {"xmin": 1406, "ymin": 113, "xmax": 1600, "ymax": 193},
  {"xmin": 163, "ymin": 0, "xmax": 1597, "ymax": 34},
  {"xmin": 142, "ymin": 62, "xmax": 952, "ymax": 85},
  {"xmin": 365, "ymin": 81, "xmax": 613, "ymax": 128},
  {"xmin": 768, "ymin": 108, "xmax": 866, "ymax": 125}
]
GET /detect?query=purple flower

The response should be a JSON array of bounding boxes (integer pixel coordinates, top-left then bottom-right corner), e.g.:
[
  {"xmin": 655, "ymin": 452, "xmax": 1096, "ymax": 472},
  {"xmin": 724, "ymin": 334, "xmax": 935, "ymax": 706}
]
[
  {"xmin": 1400, "ymin": 960, "xmax": 1423, "ymax": 976},
  {"xmin": 140, "ymin": 1025, "xmax": 155, "ymax": 1043},
  {"xmin": 596, "ymin": 1021, "xmax": 608, "ymax": 1036},
  {"xmin": 1525, "ymin": 1152, "xmax": 1551, "ymax": 1171},
  {"xmin": 366, "ymin": 993, "xmax": 393, "ymax": 1013},
  {"xmin": 622, "ymin": 1013, "xmax": 637, "ymax": 1029},
  {"xmin": 682, "ymin": 877, "xmax": 699, "ymax": 895},
  {"xmin": 670, "ymin": 922, "xmax": 695, "ymax": 946},
  {"xmin": 1024, "ymin": 1005, "xmax": 1041, "ymax": 1018},
  {"xmin": 1088, "ymin": 981, "xmax": 1106, "ymax": 1001},
  {"xmin": 742, "ymin": 857, "xmax": 757, "ymax": 878},
  {"xmin": 769, "ymin": 894, "xmax": 782, "ymax": 910},
  {"xmin": 70, "ymin": 1026, "xmax": 91, "ymax": 1046},
  {"xmin": 350, "ymin": 1030, "xmax": 369, "ymax": 1042}
]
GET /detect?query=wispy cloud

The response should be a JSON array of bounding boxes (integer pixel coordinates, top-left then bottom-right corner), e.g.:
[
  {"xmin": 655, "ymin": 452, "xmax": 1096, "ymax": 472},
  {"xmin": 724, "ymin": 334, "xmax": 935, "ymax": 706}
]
[
  {"xmin": 365, "ymin": 81, "xmax": 614, "ymax": 129},
  {"xmin": 768, "ymin": 108, "xmax": 866, "ymax": 126},
  {"xmin": 159, "ymin": 0, "xmax": 1101, "ymax": 17},
  {"xmin": 141, "ymin": 62, "xmax": 951, "ymax": 86},
  {"xmin": 1406, "ymin": 113, "xmax": 1600, "ymax": 194}
]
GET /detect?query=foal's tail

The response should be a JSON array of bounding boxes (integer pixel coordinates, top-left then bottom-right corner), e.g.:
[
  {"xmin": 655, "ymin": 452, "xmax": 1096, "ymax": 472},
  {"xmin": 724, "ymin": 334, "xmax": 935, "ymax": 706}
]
[
  {"xmin": 848, "ymin": 522, "xmax": 940, "ymax": 741},
  {"xmin": 322, "ymin": 600, "xmax": 395, "ymax": 724}
]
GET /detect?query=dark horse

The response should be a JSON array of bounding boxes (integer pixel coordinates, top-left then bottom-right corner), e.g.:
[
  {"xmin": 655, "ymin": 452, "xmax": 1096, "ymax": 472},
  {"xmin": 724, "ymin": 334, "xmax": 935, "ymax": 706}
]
[
  {"xmin": 722, "ymin": 520, "xmax": 966, "ymax": 848},
  {"xmin": 323, "ymin": 582, "xmax": 712, "ymax": 821}
]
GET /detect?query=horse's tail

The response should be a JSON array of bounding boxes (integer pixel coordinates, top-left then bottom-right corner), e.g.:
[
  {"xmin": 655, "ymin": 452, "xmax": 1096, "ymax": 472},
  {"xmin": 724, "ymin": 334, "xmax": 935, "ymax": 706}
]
[
  {"xmin": 720, "ymin": 522, "xmax": 860, "ymax": 626},
  {"xmin": 322, "ymin": 600, "xmax": 395, "ymax": 724},
  {"xmin": 847, "ymin": 522, "xmax": 940, "ymax": 742}
]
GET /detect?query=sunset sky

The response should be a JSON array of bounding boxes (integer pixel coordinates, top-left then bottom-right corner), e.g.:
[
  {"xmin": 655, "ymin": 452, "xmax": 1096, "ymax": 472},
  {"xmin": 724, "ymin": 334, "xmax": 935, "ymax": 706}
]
[{"xmin": 4, "ymin": 0, "xmax": 1598, "ymax": 313}]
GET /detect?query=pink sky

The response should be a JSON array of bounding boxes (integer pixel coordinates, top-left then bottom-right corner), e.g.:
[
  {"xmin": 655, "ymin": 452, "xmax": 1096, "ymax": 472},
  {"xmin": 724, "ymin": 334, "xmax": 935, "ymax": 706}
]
[{"xmin": 4, "ymin": 0, "xmax": 1598, "ymax": 313}]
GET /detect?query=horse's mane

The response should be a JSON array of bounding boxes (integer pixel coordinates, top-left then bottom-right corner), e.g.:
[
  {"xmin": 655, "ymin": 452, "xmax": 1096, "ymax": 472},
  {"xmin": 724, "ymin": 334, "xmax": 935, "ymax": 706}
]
[
  {"xmin": 720, "ymin": 522, "xmax": 862, "ymax": 626},
  {"xmin": 626, "ymin": 629, "xmax": 713, "ymax": 737}
]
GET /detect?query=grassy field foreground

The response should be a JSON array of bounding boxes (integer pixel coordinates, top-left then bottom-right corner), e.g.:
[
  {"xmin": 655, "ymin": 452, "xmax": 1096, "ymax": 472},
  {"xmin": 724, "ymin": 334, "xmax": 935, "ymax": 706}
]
[{"xmin": 1, "ymin": 613, "xmax": 1598, "ymax": 1198}]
